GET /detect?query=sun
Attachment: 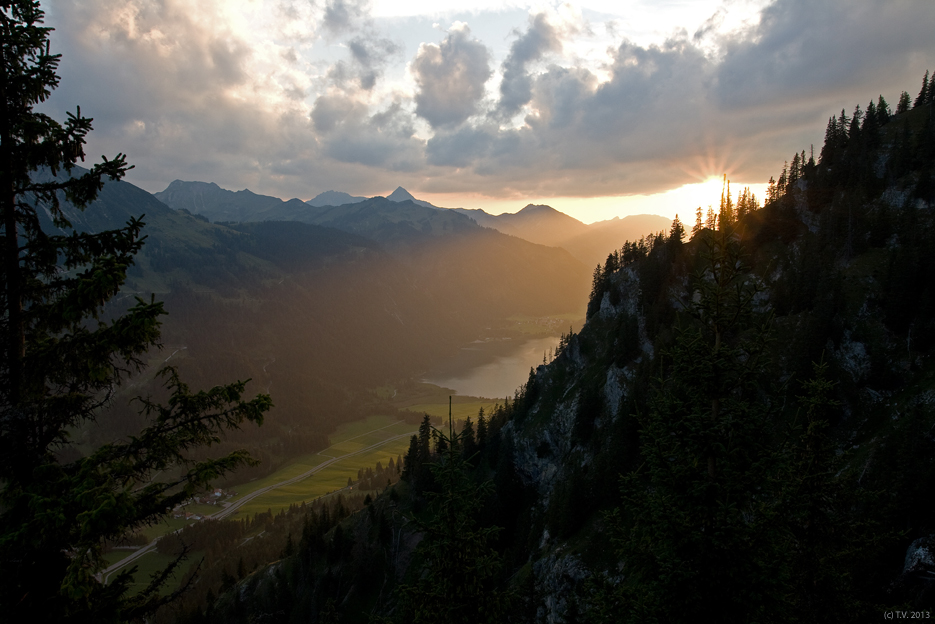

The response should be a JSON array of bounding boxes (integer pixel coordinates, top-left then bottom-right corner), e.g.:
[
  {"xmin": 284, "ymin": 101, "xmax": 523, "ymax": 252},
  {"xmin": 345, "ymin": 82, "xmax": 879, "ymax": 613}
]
[{"xmin": 680, "ymin": 176, "xmax": 730, "ymax": 212}]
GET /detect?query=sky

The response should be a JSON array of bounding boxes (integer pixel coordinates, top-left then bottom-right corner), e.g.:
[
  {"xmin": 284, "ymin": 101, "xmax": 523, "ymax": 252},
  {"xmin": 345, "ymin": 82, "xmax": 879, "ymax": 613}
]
[{"xmin": 40, "ymin": 0, "xmax": 935, "ymax": 223}]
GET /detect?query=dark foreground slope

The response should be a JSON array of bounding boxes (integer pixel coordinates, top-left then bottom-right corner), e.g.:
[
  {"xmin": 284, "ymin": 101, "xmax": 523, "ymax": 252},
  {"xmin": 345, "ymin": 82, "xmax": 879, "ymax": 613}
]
[{"xmin": 175, "ymin": 83, "xmax": 935, "ymax": 623}]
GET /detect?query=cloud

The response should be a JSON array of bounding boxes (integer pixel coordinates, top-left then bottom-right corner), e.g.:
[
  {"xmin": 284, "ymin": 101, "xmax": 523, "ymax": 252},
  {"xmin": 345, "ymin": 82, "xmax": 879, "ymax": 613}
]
[
  {"xmin": 411, "ymin": 23, "xmax": 492, "ymax": 128},
  {"xmin": 496, "ymin": 13, "xmax": 563, "ymax": 120},
  {"xmin": 323, "ymin": 0, "xmax": 369, "ymax": 35},
  {"xmin": 325, "ymin": 34, "xmax": 401, "ymax": 92},
  {"xmin": 322, "ymin": 105, "xmax": 425, "ymax": 171},
  {"xmin": 37, "ymin": 0, "xmax": 935, "ymax": 208},
  {"xmin": 418, "ymin": 0, "xmax": 935, "ymax": 199},
  {"xmin": 41, "ymin": 1, "xmax": 329, "ymax": 194},
  {"xmin": 347, "ymin": 36, "xmax": 402, "ymax": 90},
  {"xmin": 426, "ymin": 124, "xmax": 495, "ymax": 168},
  {"xmin": 716, "ymin": 0, "xmax": 935, "ymax": 109}
]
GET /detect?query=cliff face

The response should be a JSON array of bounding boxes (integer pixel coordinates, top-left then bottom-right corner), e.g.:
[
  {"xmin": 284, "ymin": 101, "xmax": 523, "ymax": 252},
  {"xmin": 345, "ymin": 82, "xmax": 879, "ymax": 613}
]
[
  {"xmin": 502, "ymin": 95, "xmax": 935, "ymax": 616},
  {"xmin": 504, "ymin": 181, "xmax": 935, "ymax": 619},
  {"xmin": 504, "ymin": 263, "xmax": 657, "ymax": 622}
]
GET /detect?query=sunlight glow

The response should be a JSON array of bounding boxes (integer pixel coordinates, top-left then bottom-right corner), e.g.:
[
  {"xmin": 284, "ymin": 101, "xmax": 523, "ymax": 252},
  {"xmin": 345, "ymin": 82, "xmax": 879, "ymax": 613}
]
[{"xmin": 418, "ymin": 176, "xmax": 767, "ymax": 225}]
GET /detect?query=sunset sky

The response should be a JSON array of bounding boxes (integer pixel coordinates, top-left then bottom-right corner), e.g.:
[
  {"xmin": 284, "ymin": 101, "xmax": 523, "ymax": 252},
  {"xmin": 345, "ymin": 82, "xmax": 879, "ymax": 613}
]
[{"xmin": 41, "ymin": 0, "xmax": 934, "ymax": 223}]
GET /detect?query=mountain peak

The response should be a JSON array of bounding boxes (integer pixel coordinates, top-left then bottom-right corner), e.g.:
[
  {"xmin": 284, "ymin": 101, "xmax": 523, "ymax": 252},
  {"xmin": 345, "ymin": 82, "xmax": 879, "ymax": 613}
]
[
  {"xmin": 387, "ymin": 186, "xmax": 416, "ymax": 203},
  {"xmin": 307, "ymin": 190, "xmax": 367, "ymax": 207},
  {"xmin": 163, "ymin": 179, "xmax": 221, "ymax": 192},
  {"xmin": 519, "ymin": 203, "xmax": 557, "ymax": 213},
  {"xmin": 385, "ymin": 186, "xmax": 438, "ymax": 210}
]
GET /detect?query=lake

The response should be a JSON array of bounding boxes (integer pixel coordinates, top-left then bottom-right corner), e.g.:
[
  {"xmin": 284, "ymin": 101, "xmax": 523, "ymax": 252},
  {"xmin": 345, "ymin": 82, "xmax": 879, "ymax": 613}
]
[{"xmin": 421, "ymin": 335, "xmax": 562, "ymax": 399}]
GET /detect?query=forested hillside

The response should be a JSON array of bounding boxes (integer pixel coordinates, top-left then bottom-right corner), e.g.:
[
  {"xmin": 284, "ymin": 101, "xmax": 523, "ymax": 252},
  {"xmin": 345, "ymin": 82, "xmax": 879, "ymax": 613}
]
[{"xmin": 184, "ymin": 75, "xmax": 935, "ymax": 623}]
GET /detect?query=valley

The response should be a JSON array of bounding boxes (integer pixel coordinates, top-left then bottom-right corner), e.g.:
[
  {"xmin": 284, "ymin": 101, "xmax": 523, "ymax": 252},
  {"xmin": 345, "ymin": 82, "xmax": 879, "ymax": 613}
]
[
  {"xmin": 99, "ymin": 381, "xmax": 508, "ymax": 593},
  {"xmin": 4, "ymin": 3, "xmax": 933, "ymax": 623}
]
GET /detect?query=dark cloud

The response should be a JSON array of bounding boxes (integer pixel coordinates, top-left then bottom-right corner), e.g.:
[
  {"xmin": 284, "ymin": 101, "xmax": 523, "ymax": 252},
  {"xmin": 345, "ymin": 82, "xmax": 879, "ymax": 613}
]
[
  {"xmin": 411, "ymin": 25, "xmax": 492, "ymax": 129},
  {"xmin": 716, "ymin": 0, "xmax": 935, "ymax": 109},
  {"xmin": 496, "ymin": 13, "xmax": 563, "ymax": 120},
  {"xmin": 320, "ymin": 102, "xmax": 424, "ymax": 171},
  {"xmin": 347, "ymin": 36, "xmax": 401, "ymax": 90},
  {"xmin": 693, "ymin": 7, "xmax": 726, "ymax": 42},
  {"xmin": 426, "ymin": 124, "xmax": 495, "ymax": 167},
  {"xmin": 312, "ymin": 93, "xmax": 368, "ymax": 133},
  {"xmin": 323, "ymin": 0, "xmax": 369, "ymax": 34}
]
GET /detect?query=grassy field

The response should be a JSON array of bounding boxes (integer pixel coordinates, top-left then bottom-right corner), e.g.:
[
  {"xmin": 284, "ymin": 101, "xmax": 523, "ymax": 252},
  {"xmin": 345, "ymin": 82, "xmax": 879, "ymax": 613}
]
[
  {"xmin": 232, "ymin": 436, "xmax": 414, "ymax": 518},
  {"xmin": 405, "ymin": 400, "xmax": 501, "ymax": 426},
  {"xmin": 103, "ymin": 549, "xmax": 136, "ymax": 567},
  {"xmin": 105, "ymin": 413, "xmax": 421, "ymax": 584},
  {"xmin": 226, "ymin": 453, "xmax": 332, "ymax": 501},
  {"xmin": 224, "ymin": 414, "xmax": 416, "ymax": 518}
]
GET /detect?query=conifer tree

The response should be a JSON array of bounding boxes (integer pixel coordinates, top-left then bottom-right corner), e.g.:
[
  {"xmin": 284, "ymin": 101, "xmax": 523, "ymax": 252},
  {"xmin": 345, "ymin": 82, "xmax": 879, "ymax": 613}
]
[
  {"xmin": 589, "ymin": 264, "xmax": 603, "ymax": 301},
  {"xmin": 461, "ymin": 415, "xmax": 477, "ymax": 460},
  {"xmin": 848, "ymin": 104, "xmax": 862, "ymax": 144},
  {"xmin": 668, "ymin": 214, "xmax": 685, "ymax": 246},
  {"xmin": 897, "ymin": 90, "xmax": 912, "ymax": 114},
  {"xmin": 819, "ymin": 116, "xmax": 837, "ymax": 167},
  {"xmin": 789, "ymin": 152, "xmax": 800, "ymax": 187},
  {"xmin": 393, "ymin": 422, "xmax": 511, "ymax": 623},
  {"xmin": 914, "ymin": 70, "xmax": 929, "ymax": 108},
  {"xmin": 692, "ymin": 205, "xmax": 703, "ymax": 236},
  {"xmin": 876, "ymin": 94, "xmax": 890, "ymax": 125},
  {"xmin": 476, "ymin": 407, "xmax": 488, "ymax": 449},
  {"xmin": 402, "ymin": 434, "xmax": 419, "ymax": 481},
  {"xmin": 864, "ymin": 99, "xmax": 877, "ymax": 130},
  {"xmin": 717, "ymin": 176, "xmax": 733, "ymax": 229},
  {"xmin": 0, "ymin": 4, "xmax": 271, "ymax": 620}
]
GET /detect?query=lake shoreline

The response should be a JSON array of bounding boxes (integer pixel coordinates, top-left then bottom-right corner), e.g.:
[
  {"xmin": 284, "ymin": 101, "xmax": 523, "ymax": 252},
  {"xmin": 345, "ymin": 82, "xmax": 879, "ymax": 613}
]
[{"xmin": 420, "ymin": 334, "xmax": 565, "ymax": 400}]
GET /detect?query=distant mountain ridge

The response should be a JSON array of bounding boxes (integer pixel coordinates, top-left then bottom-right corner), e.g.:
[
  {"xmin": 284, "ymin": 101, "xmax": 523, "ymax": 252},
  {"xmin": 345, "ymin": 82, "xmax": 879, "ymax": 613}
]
[
  {"xmin": 156, "ymin": 181, "xmax": 477, "ymax": 248},
  {"xmin": 157, "ymin": 180, "xmax": 672, "ymax": 266},
  {"xmin": 155, "ymin": 180, "xmax": 312, "ymax": 223},
  {"xmin": 563, "ymin": 214, "xmax": 672, "ymax": 267},
  {"xmin": 306, "ymin": 190, "xmax": 367, "ymax": 207},
  {"xmin": 306, "ymin": 187, "xmax": 438, "ymax": 210},
  {"xmin": 454, "ymin": 204, "xmax": 589, "ymax": 247},
  {"xmin": 453, "ymin": 204, "xmax": 670, "ymax": 267}
]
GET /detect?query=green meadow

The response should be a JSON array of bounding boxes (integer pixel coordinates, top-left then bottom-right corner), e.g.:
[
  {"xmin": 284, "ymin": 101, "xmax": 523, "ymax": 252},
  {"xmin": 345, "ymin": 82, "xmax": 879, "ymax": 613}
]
[
  {"xmin": 405, "ymin": 399, "xmax": 500, "ymax": 425},
  {"xmin": 225, "ymin": 414, "xmax": 416, "ymax": 518},
  {"xmin": 231, "ymin": 436, "xmax": 413, "ymax": 518}
]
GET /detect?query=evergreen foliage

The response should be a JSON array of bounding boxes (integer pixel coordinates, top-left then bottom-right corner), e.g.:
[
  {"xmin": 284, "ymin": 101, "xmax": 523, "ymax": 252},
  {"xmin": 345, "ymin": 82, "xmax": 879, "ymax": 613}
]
[
  {"xmin": 914, "ymin": 70, "xmax": 930, "ymax": 108},
  {"xmin": 594, "ymin": 227, "xmax": 791, "ymax": 623},
  {"xmin": 393, "ymin": 422, "xmax": 512, "ymax": 624},
  {"xmin": 0, "ymin": 3, "xmax": 270, "ymax": 621}
]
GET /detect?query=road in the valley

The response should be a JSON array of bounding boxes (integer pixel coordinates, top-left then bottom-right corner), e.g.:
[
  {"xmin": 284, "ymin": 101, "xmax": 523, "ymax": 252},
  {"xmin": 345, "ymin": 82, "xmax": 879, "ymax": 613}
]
[{"xmin": 101, "ymin": 422, "xmax": 415, "ymax": 583}]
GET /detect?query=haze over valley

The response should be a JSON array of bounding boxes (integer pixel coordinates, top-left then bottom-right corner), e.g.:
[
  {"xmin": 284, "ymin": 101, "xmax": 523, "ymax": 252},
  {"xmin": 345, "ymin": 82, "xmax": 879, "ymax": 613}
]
[{"xmin": 4, "ymin": 1, "xmax": 935, "ymax": 623}]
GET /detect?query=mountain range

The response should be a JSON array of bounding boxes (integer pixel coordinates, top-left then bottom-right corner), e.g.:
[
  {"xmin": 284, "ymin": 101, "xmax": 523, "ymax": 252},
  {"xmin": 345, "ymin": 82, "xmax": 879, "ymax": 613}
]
[
  {"xmin": 47, "ymin": 168, "xmax": 599, "ymax": 484},
  {"xmin": 157, "ymin": 182, "xmax": 670, "ymax": 267}
]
